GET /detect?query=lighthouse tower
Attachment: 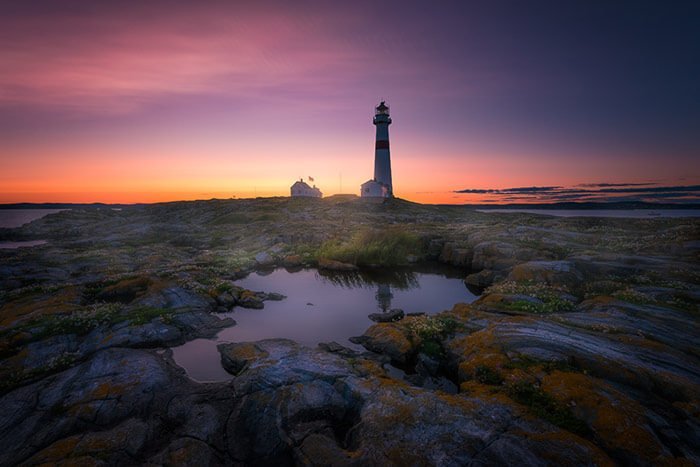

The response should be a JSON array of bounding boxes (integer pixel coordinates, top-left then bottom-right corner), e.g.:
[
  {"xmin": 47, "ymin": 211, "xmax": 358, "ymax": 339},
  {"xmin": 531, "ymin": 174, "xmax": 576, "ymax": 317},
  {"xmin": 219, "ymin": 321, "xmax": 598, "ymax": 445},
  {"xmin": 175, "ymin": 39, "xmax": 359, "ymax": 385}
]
[{"xmin": 361, "ymin": 101, "xmax": 393, "ymax": 198}]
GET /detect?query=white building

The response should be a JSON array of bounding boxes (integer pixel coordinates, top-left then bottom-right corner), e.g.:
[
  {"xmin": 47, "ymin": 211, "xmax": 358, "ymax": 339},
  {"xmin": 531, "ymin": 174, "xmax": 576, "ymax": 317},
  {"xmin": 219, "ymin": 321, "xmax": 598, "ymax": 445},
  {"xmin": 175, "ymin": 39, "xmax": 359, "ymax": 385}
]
[
  {"xmin": 361, "ymin": 101, "xmax": 393, "ymax": 198},
  {"xmin": 360, "ymin": 179, "xmax": 389, "ymax": 197},
  {"xmin": 290, "ymin": 179, "xmax": 322, "ymax": 198}
]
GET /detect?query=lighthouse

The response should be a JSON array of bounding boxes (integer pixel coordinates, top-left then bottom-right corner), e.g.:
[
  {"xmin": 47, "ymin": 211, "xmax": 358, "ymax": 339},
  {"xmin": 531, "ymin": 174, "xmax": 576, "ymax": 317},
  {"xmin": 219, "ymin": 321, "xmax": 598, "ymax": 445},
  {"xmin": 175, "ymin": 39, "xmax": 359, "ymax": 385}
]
[{"xmin": 361, "ymin": 101, "xmax": 393, "ymax": 198}]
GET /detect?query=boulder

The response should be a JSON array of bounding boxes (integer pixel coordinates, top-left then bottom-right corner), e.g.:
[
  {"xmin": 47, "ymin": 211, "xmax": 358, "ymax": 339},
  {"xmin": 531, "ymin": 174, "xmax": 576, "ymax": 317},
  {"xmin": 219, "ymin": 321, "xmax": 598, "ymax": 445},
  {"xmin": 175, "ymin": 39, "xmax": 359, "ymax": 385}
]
[
  {"xmin": 351, "ymin": 323, "xmax": 417, "ymax": 364},
  {"xmin": 368, "ymin": 308, "xmax": 404, "ymax": 323},
  {"xmin": 465, "ymin": 269, "xmax": 496, "ymax": 288},
  {"xmin": 508, "ymin": 260, "xmax": 583, "ymax": 288},
  {"xmin": 254, "ymin": 251, "xmax": 274, "ymax": 266},
  {"xmin": 215, "ymin": 291, "xmax": 237, "ymax": 309},
  {"xmin": 218, "ymin": 341, "xmax": 269, "ymax": 375},
  {"xmin": 281, "ymin": 254, "xmax": 302, "ymax": 267},
  {"xmin": 317, "ymin": 258, "xmax": 358, "ymax": 271}
]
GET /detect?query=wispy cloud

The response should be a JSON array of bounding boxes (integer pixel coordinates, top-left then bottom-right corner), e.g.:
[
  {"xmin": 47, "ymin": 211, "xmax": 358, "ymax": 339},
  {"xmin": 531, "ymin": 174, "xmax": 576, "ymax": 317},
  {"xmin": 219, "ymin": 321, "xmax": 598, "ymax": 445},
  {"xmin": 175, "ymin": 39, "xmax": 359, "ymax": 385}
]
[
  {"xmin": 576, "ymin": 182, "xmax": 655, "ymax": 188},
  {"xmin": 455, "ymin": 186, "xmax": 561, "ymax": 194},
  {"xmin": 453, "ymin": 183, "xmax": 700, "ymax": 204}
]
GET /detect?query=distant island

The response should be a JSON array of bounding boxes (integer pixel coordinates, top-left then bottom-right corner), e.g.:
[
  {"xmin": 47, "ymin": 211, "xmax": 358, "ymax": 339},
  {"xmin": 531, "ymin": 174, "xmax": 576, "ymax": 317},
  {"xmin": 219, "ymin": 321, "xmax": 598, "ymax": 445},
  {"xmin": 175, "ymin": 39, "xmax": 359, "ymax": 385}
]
[{"xmin": 2, "ymin": 199, "xmax": 699, "ymax": 210}]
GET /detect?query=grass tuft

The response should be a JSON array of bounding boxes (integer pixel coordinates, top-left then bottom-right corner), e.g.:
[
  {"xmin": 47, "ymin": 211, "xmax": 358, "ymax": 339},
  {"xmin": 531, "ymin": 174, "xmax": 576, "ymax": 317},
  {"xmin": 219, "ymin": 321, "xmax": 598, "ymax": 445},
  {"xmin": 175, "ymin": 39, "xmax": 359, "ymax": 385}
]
[{"xmin": 317, "ymin": 228, "xmax": 423, "ymax": 266}]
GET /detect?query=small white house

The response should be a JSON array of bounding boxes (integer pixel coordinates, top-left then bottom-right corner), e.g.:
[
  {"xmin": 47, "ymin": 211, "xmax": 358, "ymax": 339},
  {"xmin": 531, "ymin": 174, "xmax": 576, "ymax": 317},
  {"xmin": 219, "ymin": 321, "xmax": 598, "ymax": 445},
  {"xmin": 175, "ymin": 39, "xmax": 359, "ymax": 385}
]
[
  {"xmin": 360, "ymin": 179, "xmax": 389, "ymax": 198},
  {"xmin": 290, "ymin": 179, "xmax": 322, "ymax": 198}
]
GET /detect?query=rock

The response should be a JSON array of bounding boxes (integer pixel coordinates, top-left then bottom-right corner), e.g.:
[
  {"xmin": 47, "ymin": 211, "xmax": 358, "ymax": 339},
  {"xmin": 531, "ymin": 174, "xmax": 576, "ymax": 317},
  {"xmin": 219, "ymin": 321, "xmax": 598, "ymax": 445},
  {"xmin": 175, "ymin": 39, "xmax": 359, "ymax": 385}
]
[
  {"xmin": 215, "ymin": 291, "xmax": 236, "ymax": 308},
  {"xmin": 406, "ymin": 311, "xmax": 426, "ymax": 317},
  {"xmin": 224, "ymin": 339, "xmax": 354, "ymax": 394},
  {"xmin": 264, "ymin": 292, "xmax": 286, "ymax": 301},
  {"xmin": 317, "ymin": 258, "xmax": 358, "ymax": 271},
  {"xmin": 282, "ymin": 254, "xmax": 302, "ymax": 267},
  {"xmin": 149, "ymin": 437, "xmax": 218, "ymax": 466},
  {"xmin": 134, "ymin": 285, "xmax": 214, "ymax": 310},
  {"xmin": 438, "ymin": 242, "xmax": 472, "ymax": 267},
  {"xmin": 471, "ymin": 241, "xmax": 517, "ymax": 270},
  {"xmin": 338, "ymin": 377, "xmax": 611, "ymax": 466},
  {"xmin": 25, "ymin": 418, "xmax": 150, "ymax": 465},
  {"xmin": 318, "ymin": 341, "xmax": 359, "ymax": 358},
  {"xmin": 473, "ymin": 293, "xmax": 543, "ymax": 312},
  {"xmin": 508, "ymin": 260, "xmax": 583, "ymax": 288},
  {"xmin": 368, "ymin": 308, "xmax": 404, "ymax": 322},
  {"xmin": 352, "ymin": 323, "xmax": 417, "ymax": 364},
  {"xmin": 541, "ymin": 371, "xmax": 671, "ymax": 465},
  {"xmin": 415, "ymin": 352, "xmax": 441, "ymax": 376},
  {"xmin": 237, "ymin": 296, "xmax": 264, "ymax": 309},
  {"xmin": 254, "ymin": 251, "xmax": 274, "ymax": 266},
  {"xmin": 218, "ymin": 341, "xmax": 268, "ymax": 375},
  {"xmin": 0, "ymin": 348, "xmax": 171, "ymax": 466},
  {"xmin": 465, "ymin": 269, "xmax": 496, "ymax": 288},
  {"xmin": 236, "ymin": 290, "xmax": 265, "ymax": 309}
]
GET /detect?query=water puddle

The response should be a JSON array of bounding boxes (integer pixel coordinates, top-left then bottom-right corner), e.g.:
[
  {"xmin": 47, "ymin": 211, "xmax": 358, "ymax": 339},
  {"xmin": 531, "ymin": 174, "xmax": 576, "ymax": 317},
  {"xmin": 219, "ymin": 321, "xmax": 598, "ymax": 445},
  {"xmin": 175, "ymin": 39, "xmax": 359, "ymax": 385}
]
[{"xmin": 171, "ymin": 266, "xmax": 479, "ymax": 382}]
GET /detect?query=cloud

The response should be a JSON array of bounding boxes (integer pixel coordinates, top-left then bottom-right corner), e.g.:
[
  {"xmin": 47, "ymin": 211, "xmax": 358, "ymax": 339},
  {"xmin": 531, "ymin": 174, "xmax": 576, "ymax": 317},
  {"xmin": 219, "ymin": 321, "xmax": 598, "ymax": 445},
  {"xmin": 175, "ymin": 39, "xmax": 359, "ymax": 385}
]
[
  {"xmin": 453, "ymin": 182, "xmax": 700, "ymax": 204},
  {"xmin": 0, "ymin": 4, "xmax": 381, "ymax": 116},
  {"xmin": 576, "ymin": 182, "xmax": 654, "ymax": 188},
  {"xmin": 454, "ymin": 186, "xmax": 561, "ymax": 194}
]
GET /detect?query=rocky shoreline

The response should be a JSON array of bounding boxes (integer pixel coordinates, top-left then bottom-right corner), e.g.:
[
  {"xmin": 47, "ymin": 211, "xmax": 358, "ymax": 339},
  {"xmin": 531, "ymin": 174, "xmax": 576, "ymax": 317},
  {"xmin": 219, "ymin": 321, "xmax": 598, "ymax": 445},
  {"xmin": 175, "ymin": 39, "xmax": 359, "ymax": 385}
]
[{"xmin": 0, "ymin": 197, "xmax": 698, "ymax": 465}]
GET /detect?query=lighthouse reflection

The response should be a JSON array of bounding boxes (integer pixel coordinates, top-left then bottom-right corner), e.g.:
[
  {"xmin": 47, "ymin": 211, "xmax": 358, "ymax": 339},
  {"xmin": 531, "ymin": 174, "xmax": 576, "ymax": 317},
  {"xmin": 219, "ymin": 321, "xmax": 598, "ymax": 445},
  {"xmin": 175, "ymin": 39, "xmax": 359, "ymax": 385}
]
[{"xmin": 317, "ymin": 268, "xmax": 420, "ymax": 313}]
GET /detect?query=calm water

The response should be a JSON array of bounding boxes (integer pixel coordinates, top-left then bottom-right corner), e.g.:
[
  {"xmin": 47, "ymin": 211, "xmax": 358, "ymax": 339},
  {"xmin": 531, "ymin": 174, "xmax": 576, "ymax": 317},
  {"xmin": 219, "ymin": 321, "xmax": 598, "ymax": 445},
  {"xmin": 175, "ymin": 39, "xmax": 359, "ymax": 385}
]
[
  {"xmin": 171, "ymin": 267, "xmax": 478, "ymax": 382},
  {"xmin": 0, "ymin": 209, "xmax": 67, "ymax": 228},
  {"xmin": 477, "ymin": 208, "xmax": 700, "ymax": 218}
]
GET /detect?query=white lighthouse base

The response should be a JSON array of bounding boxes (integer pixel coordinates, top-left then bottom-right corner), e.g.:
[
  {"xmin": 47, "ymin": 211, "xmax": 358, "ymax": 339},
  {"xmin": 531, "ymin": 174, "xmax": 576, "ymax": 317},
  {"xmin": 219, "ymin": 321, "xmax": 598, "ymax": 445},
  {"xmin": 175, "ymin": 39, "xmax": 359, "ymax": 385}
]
[{"xmin": 360, "ymin": 179, "xmax": 391, "ymax": 198}]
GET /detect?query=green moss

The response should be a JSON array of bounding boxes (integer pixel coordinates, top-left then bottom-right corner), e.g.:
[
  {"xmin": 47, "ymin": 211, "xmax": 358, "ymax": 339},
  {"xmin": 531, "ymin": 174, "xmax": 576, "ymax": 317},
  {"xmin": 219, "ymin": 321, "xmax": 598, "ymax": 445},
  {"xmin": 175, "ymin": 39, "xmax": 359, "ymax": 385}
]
[
  {"xmin": 31, "ymin": 302, "xmax": 124, "ymax": 339},
  {"xmin": 128, "ymin": 306, "xmax": 174, "ymax": 325},
  {"xmin": 612, "ymin": 287, "xmax": 655, "ymax": 305},
  {"xmin": 504, "ymin": 355, "xmax": 580, "ymax": 374},
  {"xmin": 0, "ymin": 352, "xmax": 79, "ymax": 394},
  {"xmin": 82, "ymin": 278, "xmax": 121, "ymax": 304},
  {"xmin": 474, "ymin": 365, "xmax": 504, "ymax": 385},
  {"xmin": 487, "ymin": 281, "xmax": 576, "ymax": 313},
  {"xmin": 420, "ymin": 339, "xmax": 443, "ymax": 358},
  {"xmin": 506, "ymin": 381, "xmax": 590, "ymax": 437},
  {"xmin": 503, "ymin": 298, "xmax": 575, "ymax": 314}
]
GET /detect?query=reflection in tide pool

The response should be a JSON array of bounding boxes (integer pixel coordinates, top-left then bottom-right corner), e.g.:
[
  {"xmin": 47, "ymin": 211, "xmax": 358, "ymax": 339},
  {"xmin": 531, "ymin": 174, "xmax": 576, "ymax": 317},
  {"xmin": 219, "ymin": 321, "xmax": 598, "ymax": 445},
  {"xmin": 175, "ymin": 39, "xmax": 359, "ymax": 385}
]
[{"xmin": 171, "ymin": 267, "xmax": 479, "ymax": 382}]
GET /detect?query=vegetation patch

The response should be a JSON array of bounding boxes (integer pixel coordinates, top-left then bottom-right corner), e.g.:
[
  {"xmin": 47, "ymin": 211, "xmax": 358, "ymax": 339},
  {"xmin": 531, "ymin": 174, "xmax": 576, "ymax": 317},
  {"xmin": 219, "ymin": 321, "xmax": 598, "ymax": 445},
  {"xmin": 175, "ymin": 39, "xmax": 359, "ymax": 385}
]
[
  {"xmin": 128, "ymin": 306, "xmax": 174, "ymax": 325},
  {"xmin": 3, "ymin": 302, "xmax": 175, "ymax": 346},
  {"xmin": 474, "ymin": 365, "xmax": 504, "ymax": 385},
  {"xmin": 407, "ymin": 315, "xmax": 461, "ymax": 341},
  {"xmin": 504, "ymin": 355, "xmax": 581, "ymax": 374},
  {"xmin": 611, "ymin": 287, "xmax": 655, "ymax": 305},
  {"xmin": 487, "ymin": 281, "xmax": 575, "ymax": 313},
  {"xmin": 506, "ymin": 381, "xmax": 590, "ymax": 437},
  {"xmin": 0, "ymin": 352, "xmax": 79, "ymax": 394},
  {"xmin": 317, "ymin": 228, "xmax": 424, "ymax": 266},
  {"xmin": 31, "ymin": 302, "xmax": 125, "ymax": 339},
  {"xmin": 419, "ymin": 339, "xmax": 444, "ymax": 359}
]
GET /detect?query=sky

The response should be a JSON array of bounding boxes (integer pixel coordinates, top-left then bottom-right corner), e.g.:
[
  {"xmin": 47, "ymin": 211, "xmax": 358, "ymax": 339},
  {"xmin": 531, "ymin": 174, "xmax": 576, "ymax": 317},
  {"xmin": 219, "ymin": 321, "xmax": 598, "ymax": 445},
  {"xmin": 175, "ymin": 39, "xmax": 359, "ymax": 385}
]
[{"xmin": 1, "ymin": 0, "xmax": 699, "ymax": 204}]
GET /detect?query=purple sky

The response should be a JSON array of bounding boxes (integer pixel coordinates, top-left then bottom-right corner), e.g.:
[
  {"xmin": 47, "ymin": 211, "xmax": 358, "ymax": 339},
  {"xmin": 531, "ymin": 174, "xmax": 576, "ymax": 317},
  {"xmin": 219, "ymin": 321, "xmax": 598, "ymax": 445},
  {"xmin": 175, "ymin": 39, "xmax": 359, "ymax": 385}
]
[{"xmin": 1, "ymin": 1, "xmax": 698, "ymax": 203}]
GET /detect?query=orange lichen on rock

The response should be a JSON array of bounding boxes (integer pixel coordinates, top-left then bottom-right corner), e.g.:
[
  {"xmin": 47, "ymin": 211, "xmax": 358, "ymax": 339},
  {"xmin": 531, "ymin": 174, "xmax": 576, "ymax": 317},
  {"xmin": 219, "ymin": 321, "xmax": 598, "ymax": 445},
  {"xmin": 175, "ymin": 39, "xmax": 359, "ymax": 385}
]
[
  {"xmin": 227, "ymin": 342, "xmax": 267, "ymax": 362},
  {"xmin": 25, "ymin": 436, "xmax": 81, "ymax": 464},
  {"xmin": 363, "ymin": 322, "xmax": 416, "ymax": 356},
  {"xmin": 0, "ymin": 287, "xmax": 82, "ymax": 327},
  {"xmin": 541, "ymin": 370, "xmax": 666, "ymax": 463},
  {"xmin": 518, "ymin": 429, "xmax": 615, "ymax": 466},
  {"xmin": 88, "ymin": 380, "xmax": 132, "ymax": 400},
  {"xmin": 351, "ymin": 358, "xmax": 386, "ymax": 378}
]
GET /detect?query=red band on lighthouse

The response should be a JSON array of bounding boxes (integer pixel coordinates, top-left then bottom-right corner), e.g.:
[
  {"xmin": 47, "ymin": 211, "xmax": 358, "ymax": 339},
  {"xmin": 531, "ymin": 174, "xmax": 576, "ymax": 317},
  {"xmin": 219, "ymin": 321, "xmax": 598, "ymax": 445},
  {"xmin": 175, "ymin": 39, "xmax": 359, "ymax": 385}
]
[{"xmin": 375, "ymin": 140, "xmax": 390, "ymax": 149}]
